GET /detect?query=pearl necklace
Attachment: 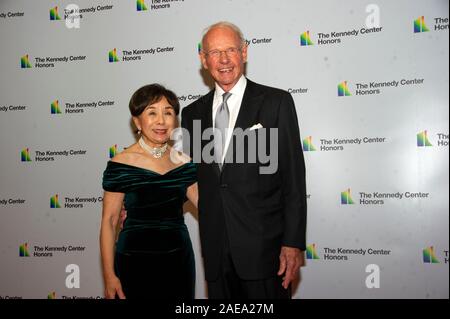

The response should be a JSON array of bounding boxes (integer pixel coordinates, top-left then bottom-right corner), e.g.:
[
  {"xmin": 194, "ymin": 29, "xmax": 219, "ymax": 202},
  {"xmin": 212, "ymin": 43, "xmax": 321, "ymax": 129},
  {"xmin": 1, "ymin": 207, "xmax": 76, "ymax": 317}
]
[{"xmin": 138, "ymin": 137, "xmax": 168, "ymax": 159}]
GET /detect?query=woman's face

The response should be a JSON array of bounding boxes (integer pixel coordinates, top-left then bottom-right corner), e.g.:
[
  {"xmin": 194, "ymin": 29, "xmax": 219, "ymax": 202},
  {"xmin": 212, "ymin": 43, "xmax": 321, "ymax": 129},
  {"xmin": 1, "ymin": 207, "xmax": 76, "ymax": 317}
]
[{"xmin": 133, "ymin": 96, "xmax": 177, "ymax": 147}]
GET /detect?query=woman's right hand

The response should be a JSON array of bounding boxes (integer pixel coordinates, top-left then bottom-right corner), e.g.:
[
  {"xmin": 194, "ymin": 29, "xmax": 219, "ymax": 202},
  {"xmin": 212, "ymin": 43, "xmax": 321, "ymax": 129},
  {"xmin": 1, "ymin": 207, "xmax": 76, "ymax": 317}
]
[{"xmin": 104, "ymin": 276, "xmax": 126, "ymax": 299}]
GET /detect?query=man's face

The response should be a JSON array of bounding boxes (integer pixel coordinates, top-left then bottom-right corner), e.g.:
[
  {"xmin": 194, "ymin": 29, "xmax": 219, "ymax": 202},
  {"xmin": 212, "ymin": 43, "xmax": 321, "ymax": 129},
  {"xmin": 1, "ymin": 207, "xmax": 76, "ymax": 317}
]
[{"xmin": 200, "ymin": 26, "xmax": 248, "ymax": 92}]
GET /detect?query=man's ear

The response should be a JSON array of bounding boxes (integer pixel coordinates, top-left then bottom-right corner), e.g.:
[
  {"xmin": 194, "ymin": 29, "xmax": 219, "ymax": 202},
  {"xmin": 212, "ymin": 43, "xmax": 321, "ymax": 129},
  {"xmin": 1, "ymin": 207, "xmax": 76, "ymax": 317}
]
[
  {"xmin": 199, "ymin": 51, "xmax": 209, "ymax": 70},
  {"xmin": 241, "ymin": 44, "xmax": 248, "ymax": 64}
]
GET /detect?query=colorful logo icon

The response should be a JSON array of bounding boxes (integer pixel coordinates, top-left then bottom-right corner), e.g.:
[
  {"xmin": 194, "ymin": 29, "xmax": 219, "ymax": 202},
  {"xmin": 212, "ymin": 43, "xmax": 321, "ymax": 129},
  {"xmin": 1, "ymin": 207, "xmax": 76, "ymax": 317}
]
[
  {"xmin": 109, "ymin": 145, "xmax": 118, "ymax": 158},
  {"xmin": 21, "ymin": 148, "xmax": 32, "ymax": 162},
  {"xmin": 306, "ymin": 244, "xmax": 320, "ymax": 260},
  {"xmin": 50, "ymin": 6, "xmax": 61, "ymax": 20},
  {"xmin": 303, "ymin": 136, "xmax": 316, "ymax": 152},
  {"xmin": 108, "ymin": 48, "xmax": 119, "ymax": 62},
  {"xmin": 423, "ymin": 246, "xmax": 439, "ymax": 263},
  {"xmin": 19, "ymin": 243, "xmax": 30, "ymax": 257},
  {"xmin": 137, "ymin": 0, "xmax": 148, "ymax": 11},
  {"xmin": 338, "ymin": 81, "xmax": 351, "ymax": 97},
  {"xmin": 47, "ymin": 292, "xmax": 56, "ymax": 299},
  {"xmin": 417, "ymin": 130, "xmax": 433, "ymax": 147},
  {"xmin": 414, "ymin": 16, "xmax": 429, "ymax": 33},
  {"xmin": 341, "ymin": 188, "xmax": 355, "ymax": 205},
  {"xmin": 50, "ymin": 194, "xmax": 61, "ymax": 208},
  {"xmin": 21, "ymin": 55, "xmax": 32, "ymax": 69},
  {"xmin": 51, "ymin": 100, "xmax": 62, "ymax": 114},
  {"xmin": 300, "ymin": 31, "xmax": 313, "ymax": 46}
]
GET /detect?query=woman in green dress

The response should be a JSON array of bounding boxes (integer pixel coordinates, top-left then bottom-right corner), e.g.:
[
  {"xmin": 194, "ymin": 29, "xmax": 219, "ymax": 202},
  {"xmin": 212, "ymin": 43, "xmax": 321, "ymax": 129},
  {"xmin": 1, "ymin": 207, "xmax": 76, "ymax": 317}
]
[{"xmin": 100, "ymin": 84, "xmax": 198, "ymax": 299}]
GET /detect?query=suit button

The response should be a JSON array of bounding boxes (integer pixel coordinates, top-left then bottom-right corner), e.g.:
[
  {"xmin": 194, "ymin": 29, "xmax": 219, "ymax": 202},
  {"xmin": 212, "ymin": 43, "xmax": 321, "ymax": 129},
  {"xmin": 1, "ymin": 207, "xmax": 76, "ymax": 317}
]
[{"xmin": 220, "ymin": 184, "xmax": 228, "ymax": 188}]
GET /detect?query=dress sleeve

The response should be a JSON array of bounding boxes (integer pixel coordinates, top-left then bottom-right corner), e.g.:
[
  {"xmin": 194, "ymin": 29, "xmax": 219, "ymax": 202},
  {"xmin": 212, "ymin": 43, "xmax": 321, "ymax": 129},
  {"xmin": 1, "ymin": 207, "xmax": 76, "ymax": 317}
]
[
  {"xmin": 182, "ymin": 162, "xmax": 197, "ymax": 203},
  {"xmin": 102, "ymin": 161, "xmax": 130, "ymax": 193},
  {"xmin": 182, "ymin": 162, "xmax": 198, "ymax": 188}
]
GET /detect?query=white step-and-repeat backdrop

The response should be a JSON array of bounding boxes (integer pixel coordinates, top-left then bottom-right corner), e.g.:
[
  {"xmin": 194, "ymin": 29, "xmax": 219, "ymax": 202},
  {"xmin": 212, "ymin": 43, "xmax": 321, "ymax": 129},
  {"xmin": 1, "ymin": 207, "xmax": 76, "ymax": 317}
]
[{"xmin": 0, "ymin": 0, "xmax": 448, "ymax": 299}]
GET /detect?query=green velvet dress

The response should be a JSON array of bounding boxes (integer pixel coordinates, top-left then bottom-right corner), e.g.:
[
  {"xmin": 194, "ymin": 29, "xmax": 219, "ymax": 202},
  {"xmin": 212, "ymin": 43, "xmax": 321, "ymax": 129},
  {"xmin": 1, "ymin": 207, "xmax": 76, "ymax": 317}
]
[{"xmin": 102, "ymin": 161, "xmax": 197, "ymax": 299}]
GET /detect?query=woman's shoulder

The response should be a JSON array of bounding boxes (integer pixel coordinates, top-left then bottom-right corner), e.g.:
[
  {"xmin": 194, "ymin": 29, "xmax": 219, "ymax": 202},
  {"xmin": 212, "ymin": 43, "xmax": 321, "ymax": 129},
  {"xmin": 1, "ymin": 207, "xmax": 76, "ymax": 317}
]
[
  {"xmin": 169, "ymin": 150, "xmax": 197, "ymax": 178},
  {"xmin": 168, "ymin": 148, "xmax": 192, "ymax": 165},
  {"xmin": 102, "ymin": 145, "xmax": 144, "ymax": 192},
  {"xmin": 110, "ymin": 143, "xmax": 141, "ymax": 165}
]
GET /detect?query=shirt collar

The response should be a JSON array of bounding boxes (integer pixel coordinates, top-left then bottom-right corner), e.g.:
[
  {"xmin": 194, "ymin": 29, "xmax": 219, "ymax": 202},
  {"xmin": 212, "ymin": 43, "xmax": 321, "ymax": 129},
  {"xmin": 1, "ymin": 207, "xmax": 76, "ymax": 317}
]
[{"xmin": 214, "ymin": 75, "xmax": 247, "ymax": 101}]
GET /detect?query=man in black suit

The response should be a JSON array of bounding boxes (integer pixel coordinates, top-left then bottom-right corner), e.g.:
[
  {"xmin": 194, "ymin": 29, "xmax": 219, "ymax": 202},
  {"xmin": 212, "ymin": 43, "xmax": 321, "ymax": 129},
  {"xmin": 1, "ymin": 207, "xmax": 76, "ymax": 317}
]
[{"xmin": 181, "ymin": 21, "xmax": 307, "ymax": 299}]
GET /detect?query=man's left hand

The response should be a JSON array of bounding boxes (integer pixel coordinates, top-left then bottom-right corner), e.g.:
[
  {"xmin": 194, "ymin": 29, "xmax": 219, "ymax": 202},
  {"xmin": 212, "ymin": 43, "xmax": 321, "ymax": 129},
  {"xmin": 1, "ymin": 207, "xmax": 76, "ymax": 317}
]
[{"xmin": 277, "ymin": 246, "xmax": 305, "ymax": 289}]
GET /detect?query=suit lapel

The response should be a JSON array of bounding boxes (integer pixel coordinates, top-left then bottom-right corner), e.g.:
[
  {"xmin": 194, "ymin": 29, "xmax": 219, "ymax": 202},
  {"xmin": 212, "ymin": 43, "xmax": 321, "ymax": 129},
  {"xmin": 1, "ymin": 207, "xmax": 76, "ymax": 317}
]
[
  {"xmin": 222, "ymin": 80, "xmax": 265, "ymax": 171},
  {"xmin": 199, "ymin": 90, "xmax": 221, "ymax": 177},
  {"xmin": 233, "ymin": 80, "xmax": 265, "ymax": 132},
  {"xmin": 201, "ymin": 91, "xmax": 214, "ymax": 129}
]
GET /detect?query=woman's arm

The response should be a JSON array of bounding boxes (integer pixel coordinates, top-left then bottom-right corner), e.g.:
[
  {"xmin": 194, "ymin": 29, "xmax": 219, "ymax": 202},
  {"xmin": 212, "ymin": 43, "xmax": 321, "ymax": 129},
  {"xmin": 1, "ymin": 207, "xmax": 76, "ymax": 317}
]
[
  {"xmin": 186, "ymin": 182, "xmax": 198, "ymax": 209},
  {"xmin": 99, "ymin": 190, "xmax": 126, "ymax": 299}
]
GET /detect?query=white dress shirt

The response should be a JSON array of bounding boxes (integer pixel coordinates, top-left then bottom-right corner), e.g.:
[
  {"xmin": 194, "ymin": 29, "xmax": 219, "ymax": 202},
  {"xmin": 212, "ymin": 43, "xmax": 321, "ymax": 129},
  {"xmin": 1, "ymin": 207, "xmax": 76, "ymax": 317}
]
[{"xmin": 212, "ymin": 75, "xmax": 247, "ymax": 163}]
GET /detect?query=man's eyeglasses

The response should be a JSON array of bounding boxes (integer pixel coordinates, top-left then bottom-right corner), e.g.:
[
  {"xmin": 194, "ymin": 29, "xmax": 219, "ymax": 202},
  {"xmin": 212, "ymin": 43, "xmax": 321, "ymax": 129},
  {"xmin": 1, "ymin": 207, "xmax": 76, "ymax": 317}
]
[{"xmin": 204, "ymin": 47, "xmax": 241, "ymax": 59}]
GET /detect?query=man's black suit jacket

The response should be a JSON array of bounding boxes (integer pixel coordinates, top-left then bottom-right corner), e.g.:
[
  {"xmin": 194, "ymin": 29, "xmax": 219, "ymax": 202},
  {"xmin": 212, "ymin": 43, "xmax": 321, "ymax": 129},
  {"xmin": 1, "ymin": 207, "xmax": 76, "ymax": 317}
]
[{"xmin": 181, "ymin": 79, "xmax": 307, "ymax": 281}]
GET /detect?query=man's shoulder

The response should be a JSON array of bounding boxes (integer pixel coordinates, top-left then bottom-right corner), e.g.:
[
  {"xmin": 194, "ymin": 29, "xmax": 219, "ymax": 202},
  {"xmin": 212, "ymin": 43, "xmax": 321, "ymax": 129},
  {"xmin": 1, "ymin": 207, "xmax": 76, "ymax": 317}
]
[
  {"xmin": 182, "ymin": 90, "xmax": 214, "ymax": 115},
  {"xmin": 247, "ymin": 79, "xmax": 290, "ymax": 98}
]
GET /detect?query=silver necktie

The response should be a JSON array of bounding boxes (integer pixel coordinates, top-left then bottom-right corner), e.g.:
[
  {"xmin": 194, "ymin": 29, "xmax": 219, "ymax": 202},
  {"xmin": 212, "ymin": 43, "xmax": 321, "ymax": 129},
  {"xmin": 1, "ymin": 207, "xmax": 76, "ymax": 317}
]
[{"xmin": 214, "ymin": 92, "xmax": 231, "ymax": 168}]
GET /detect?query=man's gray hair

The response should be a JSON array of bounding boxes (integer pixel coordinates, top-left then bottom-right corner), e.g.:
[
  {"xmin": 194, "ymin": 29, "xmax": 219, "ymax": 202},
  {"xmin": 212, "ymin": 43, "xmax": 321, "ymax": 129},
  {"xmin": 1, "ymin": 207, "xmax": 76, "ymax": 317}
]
[{"xmin": 201, "ymin": 21, "xmax": 245, "ymax": 51}]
